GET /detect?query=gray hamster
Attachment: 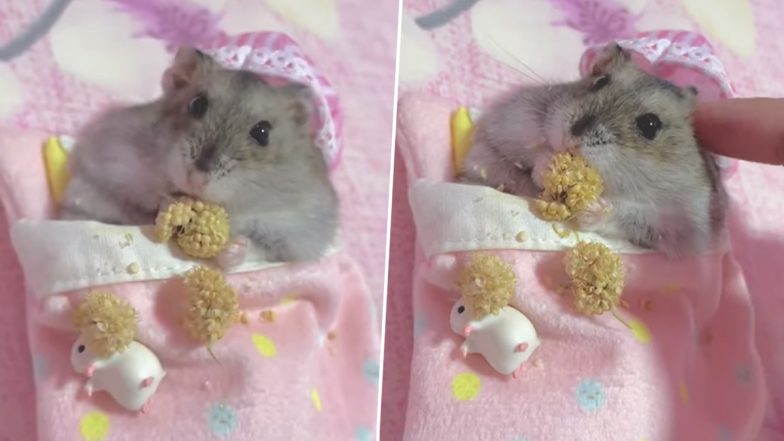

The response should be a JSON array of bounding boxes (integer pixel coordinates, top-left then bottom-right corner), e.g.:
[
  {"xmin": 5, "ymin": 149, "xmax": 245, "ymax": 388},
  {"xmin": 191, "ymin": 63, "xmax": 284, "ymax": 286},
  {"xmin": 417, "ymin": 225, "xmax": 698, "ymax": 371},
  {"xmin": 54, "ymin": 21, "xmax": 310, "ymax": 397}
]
[
  {"xmin": 60, "ymin": 48, "xmax": 338, "ymax": 264},
  {"xmin": 462, "ymin": 43, "xmax": 726, "ymax": 258}
]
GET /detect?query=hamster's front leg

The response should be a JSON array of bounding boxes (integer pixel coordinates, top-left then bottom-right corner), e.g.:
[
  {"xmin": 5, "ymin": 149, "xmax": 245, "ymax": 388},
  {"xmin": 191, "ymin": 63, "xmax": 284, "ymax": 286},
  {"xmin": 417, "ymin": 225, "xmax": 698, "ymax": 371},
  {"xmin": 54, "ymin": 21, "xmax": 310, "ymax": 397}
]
[
  {"xmin": 531, "ymin": 150, "xmax": 555, "ymax": 191},
  {"xmin": 573, "ymin": 197, "xmax": 613, "ymax": 231},
  {"xmin": 461, "ymin": 140, "xmax": 539, "ymax": 197}
]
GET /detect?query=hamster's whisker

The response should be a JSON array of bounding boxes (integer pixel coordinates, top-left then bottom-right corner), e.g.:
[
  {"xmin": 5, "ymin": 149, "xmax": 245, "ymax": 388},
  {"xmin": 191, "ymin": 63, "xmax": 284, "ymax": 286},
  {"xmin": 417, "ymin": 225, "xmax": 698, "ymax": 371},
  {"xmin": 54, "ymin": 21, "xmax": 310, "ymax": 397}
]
[{"xmin": 483, "ymin": 35, "xmax": 549, "ymax": 86}]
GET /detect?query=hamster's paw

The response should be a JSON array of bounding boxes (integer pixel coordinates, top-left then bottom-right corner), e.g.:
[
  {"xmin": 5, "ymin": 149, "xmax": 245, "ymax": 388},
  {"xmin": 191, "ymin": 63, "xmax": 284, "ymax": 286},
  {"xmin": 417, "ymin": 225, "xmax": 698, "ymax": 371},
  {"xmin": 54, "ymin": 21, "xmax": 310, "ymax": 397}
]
[
  {"xmin": 156, "ymin": 193, "xmax": 179, "ymax": 214},
  {"xmin": 531, "ymin": 151, "xmax": 555, "ymax": 190},
  {"xmin": 650, "ymin": 232, "xmax": 692, "ymax": 260},
  {"xmin": 573, "ymin": 197, "xmax": 612, "ymax": 230},
  {"xmin": 215, "ymin": 235, "xmax": 250, "ymax": 270}
]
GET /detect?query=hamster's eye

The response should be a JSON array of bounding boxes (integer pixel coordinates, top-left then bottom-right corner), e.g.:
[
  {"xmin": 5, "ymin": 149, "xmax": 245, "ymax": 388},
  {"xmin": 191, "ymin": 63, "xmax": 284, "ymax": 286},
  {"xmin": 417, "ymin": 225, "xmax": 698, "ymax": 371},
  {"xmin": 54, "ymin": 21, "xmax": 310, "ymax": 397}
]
[
  {"xmin": 188, "ymin": 94, "xmax": 208, "ymax": 118},
  {"xmin": 591, "ymin": 75, "xmax": 610, "ymax": 91},
  {"xmin": 250, "ymin": 120, "xmax": 272, "ymax": 147},
  {"xmin": 457, "ymin": 306, "xmax": 465, "ymax": 314},
  {"xmin": 77, "ymin": 345, "xmax": 85, "ymax": 354},
  {"xmin": 635, "ymin": 113, "xmax": 662, "ymax": 140}
]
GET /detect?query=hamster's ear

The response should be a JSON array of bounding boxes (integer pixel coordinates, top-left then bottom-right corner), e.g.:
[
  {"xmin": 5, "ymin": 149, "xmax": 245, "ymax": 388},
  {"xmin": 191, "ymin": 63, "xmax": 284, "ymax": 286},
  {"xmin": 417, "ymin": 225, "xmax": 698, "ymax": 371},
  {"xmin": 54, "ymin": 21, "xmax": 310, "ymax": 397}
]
[
  {"xmin": 161, "ymin": 48, "xmax": 217, "ymax": 93},
  {"xmin": 281, "ymin": 83, "xmax": 315, "ymax": 126},
  {"xmin": 682, "ymin": 85, "xmax": 698, "ymax": 110},
  {"xmin": 591, "ymin": 43, "xmax": 631, "ymax": 76}
]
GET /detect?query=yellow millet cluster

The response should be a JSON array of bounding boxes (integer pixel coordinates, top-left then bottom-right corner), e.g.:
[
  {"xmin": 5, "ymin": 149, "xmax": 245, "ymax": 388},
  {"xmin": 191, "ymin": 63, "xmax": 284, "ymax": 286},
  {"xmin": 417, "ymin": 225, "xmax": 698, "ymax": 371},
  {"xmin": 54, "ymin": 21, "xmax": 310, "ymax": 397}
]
[
  {"xmin": 73, "ymin": 291, "xmax": 138, "ymax": 358},
  {"xmin": 564, "ymin": 241, "xmax": 624, "ymax": 315},
  {"xmin": 456, "ymin": 254, "xmax": 517, "ymax": 320},
  {"xmin": 155, "ymin": 198, "xmax": 230, "ymax": 259},
  {"xmin": 182, "ymin": 266, "xmax": 239, "ymax": 348},
  {"xmin": 534, "ymin": 152, "xmax": 604, "ymax": 221}
]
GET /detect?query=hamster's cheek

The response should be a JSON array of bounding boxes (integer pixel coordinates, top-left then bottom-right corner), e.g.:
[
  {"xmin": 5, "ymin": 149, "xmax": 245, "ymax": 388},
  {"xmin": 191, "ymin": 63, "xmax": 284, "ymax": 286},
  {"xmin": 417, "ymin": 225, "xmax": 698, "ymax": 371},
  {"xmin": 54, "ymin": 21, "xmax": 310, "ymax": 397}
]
[
  {"xmin": 543, "ymin": 106, "xmax": 571, "ymax": 152},
  {"xmin": 202, "ymin": 178, "xmax": 236, "ymax": 206},
  {"xmin": 164, "ymin": 150, "xmax": 190, "ymax": 193}
]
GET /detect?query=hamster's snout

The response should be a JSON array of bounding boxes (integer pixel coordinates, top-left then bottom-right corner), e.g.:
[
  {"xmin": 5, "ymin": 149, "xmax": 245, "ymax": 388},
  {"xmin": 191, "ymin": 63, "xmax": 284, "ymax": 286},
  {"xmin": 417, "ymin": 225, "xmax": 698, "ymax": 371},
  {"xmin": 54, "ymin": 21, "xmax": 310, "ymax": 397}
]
[{"xmin": 194, "ymin": 144, "xmax": 218, "ymax": 173}]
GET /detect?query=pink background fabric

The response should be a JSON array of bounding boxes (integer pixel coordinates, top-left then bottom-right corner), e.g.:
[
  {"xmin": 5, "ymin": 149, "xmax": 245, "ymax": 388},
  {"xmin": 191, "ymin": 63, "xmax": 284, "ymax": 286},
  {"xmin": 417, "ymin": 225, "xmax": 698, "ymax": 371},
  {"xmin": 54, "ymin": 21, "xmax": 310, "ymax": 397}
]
[
  {"xmin": 0, "ymin": 0, "xmax": 397, "ymax": 438},
  {"xmin": 384, "ymin": 1, "xmax": 784, "ymax": 440}
]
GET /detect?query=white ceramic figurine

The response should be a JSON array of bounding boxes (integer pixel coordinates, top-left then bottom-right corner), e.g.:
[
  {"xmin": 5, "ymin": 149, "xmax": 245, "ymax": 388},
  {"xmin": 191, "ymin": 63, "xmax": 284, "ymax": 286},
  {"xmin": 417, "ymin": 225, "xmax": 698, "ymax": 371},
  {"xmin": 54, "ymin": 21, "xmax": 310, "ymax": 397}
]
[
  {"xmin": 450, "ymin": 298, "xmax": 540, "ymax": 377},
  {"xmin": 71, "ymin": 334, "xmax": 166, "ymax": 413}
]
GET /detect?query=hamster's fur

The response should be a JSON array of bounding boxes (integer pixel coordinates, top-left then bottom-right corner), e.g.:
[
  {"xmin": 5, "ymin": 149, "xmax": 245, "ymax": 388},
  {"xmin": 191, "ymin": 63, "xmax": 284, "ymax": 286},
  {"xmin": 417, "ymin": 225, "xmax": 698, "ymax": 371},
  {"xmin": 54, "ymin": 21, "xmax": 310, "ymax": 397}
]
[
  {"xmin": 61, "ymin": 48, "xmax": 338, "ymax": 263},
  {"xmin": 462, "ymin": 44, "xmax": 726, "ymax": 258}
]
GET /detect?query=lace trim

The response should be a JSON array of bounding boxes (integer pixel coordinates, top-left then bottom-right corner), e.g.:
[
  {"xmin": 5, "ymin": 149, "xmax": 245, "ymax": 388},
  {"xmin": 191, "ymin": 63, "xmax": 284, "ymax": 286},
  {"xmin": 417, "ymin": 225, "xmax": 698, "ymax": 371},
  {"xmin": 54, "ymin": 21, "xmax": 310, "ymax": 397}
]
[{"xmin": 615, "ymin": 36, "xmax": 733, "ymax": 96}]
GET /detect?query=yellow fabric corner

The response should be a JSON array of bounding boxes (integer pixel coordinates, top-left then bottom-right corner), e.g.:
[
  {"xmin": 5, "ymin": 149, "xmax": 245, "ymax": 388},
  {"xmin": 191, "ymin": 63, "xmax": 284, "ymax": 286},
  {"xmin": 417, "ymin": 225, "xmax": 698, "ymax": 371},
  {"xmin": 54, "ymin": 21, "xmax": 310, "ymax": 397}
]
[
  {"xmin": 43, "ymin": 136, "xmax": 70, "ymax": 204},
  {"xmin": 451, "ymin": 106, "xmax": 475, "ymax": 175}
]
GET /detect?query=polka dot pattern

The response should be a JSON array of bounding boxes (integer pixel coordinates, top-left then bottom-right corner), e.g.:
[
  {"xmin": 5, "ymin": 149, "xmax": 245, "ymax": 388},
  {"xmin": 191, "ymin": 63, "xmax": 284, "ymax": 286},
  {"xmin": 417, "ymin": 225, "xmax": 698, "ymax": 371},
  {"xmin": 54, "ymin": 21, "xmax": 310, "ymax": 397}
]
[
  {"xmin": 32, "ymin": 354, "xmax": 48, "ymax": 383},
  {"xmin": 660, "ymin": 283, "xmax": 682, "ymax": 295},
  {"xmin": 629, "ymin": 319, "xmax": 652, "ymax": 344},
  {"xmin": 734, "ymin": 365, "xmax": 752, "ymax": 384},
  {"xmin": 451, "ymin": 372, "xmax": 481, "ymax": 401},
  {"xmin": 363, "ymin": 360, "xmax": 380, "ymax": 385},
  {"xmin": 311, "ymin": 388, "xmax": 323, "ymax": 412},
  {"xmin": 79, "ymin": 411, "xmax": 110, "ymax": 441},
  {"xmin": 576, "ymin": 379, "xmax": 606, "ymax": 412},
  {"xmin": 718, "ymin": 426, "xmax": 733, "ymax": 441},
  {"xmin": 678, "ymin": 381, "xmax": 689, "ymax": 404},
  {"xmin": 355, "ymin": 425, "xmax": 373, "ymax": 441},
  {"xmin": 414, "ymin": 312, "xmax": 429, "ymax": 336},
  {"xmin": 251, "ymin": 333, "xmax": 278, "ymax": 358},
  {"xmin": 208, "ymin": 403, "xmax": 238, "ymax": 438}
]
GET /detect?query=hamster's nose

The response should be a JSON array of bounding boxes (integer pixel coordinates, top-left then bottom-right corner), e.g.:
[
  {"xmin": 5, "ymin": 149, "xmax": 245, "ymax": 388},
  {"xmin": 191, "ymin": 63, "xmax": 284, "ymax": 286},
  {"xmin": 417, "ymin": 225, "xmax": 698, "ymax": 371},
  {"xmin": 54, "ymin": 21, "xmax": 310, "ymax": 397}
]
[
  {"xmin": 194, "ymin": 144, "xmax": 218, "ymax": 172},
  {"xmin": 570, "ymin": 114, "xmax": 597, "ymax": 137}
]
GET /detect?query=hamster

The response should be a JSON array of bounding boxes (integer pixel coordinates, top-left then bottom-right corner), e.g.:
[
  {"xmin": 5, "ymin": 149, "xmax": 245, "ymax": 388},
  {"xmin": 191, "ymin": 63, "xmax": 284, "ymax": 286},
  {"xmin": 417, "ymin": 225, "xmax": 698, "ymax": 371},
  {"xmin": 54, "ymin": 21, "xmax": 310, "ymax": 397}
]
[
  {"xmin": 462, "ymin": 43, "xmax": 726, "ymax": 258},
  {"xmin": 60, "ymin": 48, "xmax": 338, "ymax": 263}
]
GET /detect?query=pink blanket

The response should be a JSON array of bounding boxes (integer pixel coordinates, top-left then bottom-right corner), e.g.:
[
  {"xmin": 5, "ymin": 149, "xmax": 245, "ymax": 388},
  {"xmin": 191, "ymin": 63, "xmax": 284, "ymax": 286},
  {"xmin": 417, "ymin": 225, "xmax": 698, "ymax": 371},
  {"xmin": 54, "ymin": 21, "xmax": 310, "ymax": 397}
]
[
  {"xmin": 0, "ymin": 0, "xmax": 397, "ymax": 438},
  {"xmin": 385, "ymin": 1, "xmax": 784, "ymax": 439},
  {"xmin": 1, "ymin": 126, "xmax": 379, "ymax": 440}
]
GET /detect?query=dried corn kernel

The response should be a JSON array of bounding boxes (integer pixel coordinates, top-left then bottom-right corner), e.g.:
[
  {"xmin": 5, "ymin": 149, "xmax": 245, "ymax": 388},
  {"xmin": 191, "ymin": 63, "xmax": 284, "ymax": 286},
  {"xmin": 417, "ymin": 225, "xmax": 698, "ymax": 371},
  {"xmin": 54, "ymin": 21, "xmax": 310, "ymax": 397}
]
[
  {"xmin": 260, "ymin": 310, "xmax": 276, "ymax": 322},
  {"xmin": 73, "ymin": 291, "xmax": 138, "ymax": 357},
  {"xmin": 182, "ymin": 266, "xmax": 239, "ymax": 349},
  {"xmin": 534, "ymin": 153, "xmax": 604, "ymax": 221},
  {"xmin": 155, "ymin": 198, "xmax": 230, "ymax": 259},
  {"xmin": 456, "ymin": 254, "xmax": 516, "ymax": 320},
  {"xmin": 126, "ymin": 262, "xmax": 140, "ymax": 274}
]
